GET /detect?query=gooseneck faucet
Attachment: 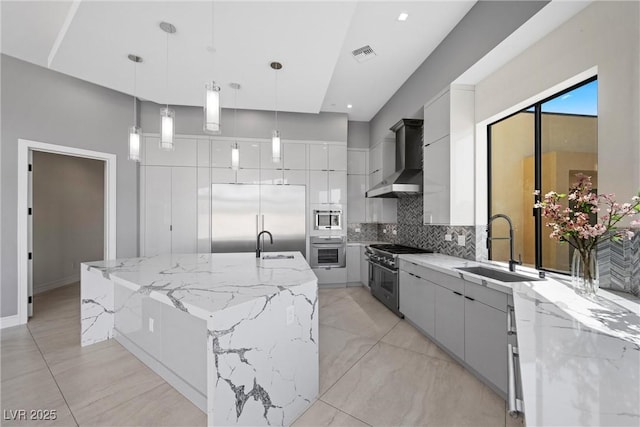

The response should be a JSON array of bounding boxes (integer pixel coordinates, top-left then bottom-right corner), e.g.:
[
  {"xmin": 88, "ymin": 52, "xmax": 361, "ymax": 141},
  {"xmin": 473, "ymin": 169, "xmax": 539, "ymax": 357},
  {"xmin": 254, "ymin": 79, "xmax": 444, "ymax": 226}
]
[
  {"xmin": 256, "ymin": 230, "xmax": 273, "ymax": 258},
  {"xmin": 487, "ymin": 214, "xmax": 521, "ymax": 272}
]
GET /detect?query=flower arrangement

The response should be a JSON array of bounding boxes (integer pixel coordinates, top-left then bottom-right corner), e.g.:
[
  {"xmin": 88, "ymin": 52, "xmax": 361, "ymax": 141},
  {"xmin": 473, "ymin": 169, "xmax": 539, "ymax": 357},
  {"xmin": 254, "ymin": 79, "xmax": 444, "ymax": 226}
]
[{"xmin": 534, "ymin": 173, "xmax": 640, "ymax": 294}]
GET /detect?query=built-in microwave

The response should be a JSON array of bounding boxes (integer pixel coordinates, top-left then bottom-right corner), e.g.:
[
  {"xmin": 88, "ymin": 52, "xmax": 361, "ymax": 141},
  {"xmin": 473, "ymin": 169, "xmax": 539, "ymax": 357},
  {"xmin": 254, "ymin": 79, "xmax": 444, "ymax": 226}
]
[{"xmin": 313, "ymin": 209, "xmax": 342, "ymax": 230}]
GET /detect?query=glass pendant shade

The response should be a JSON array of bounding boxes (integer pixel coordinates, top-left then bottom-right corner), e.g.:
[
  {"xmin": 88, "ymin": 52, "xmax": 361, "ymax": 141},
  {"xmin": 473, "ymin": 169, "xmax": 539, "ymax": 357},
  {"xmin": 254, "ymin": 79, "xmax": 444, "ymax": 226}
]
[
  {"xmin": 272, "ymin": 130, "xmax": 281, "ymax": 163},
  {"xmin": 231, "ymin": 143, "xmax": 239, "ymax": 170},
  {"xmin": 160, "ymin": 108, "xmax": 175, "ymax": 150},
  {"xmin": 204, "ymin": 82, "xmax": 221, "ymax": 134},
  {"xmin": 128, "ymin": 126, "xmax": 141, "ymax": 161}
]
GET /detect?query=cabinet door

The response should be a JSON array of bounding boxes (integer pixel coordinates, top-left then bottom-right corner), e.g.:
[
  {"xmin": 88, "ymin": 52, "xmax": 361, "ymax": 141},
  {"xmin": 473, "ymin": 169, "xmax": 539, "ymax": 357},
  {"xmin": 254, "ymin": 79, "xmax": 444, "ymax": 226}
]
[
  {"xmin": 465, "ymin": 298, "xmax": 508, "ymax": 394},
  {"xmin": 309, "ymin": 170, "xmax": 328, "ymax": 204},
  {"xmin": 197, "ymin": 139, "xmax": 210, "ymax": 167},
  {"xmin": 260, "ymin": 141, "xmax": 281, "ymax": 170},
  {"xmin": 346, "ymin": 245, "xmax": 361, "ymax": 284},
  {"xmin": 399, "ymin": 271, "xmax": 436, "ymax": 336},
  {"xmin": 237, "ymin": 141, "xmax": 261, "ymax": 169},
  {"xmin": 308, "ymin": 144, "xmax": 328, "ymax": 170},
  {"xmin": 328, "ymin": 171, "xmax": 347, "ymax": 205},
  {"xmin": 260, "ymin": 169, "xmax": 283, "ymax": 185},
  {"xmin": 424, "ymin": 90, "xmax": 450, "ymax": 145},
  {"xmin": 369, "ymin": 144, "xmax": 381, "ymax": 174},
  {"xmin": 347, "ymin": 175, "xmax": 366, "ymax": 223},
  {"xmin": 197, "ymin": 168, "xmax": 211, "ymax": 253},
  {"xmin": 143, "ymin": 166, "xmax": 172, "ymax": 256},
  {"xmin": 211, "ymin": 140, "xmax": 233, "ymax": 168},
  {"xmin": 283, "ymin": 143, "xmax": 307, "ymax": 170},
  {"xmin": 434, "ymin": 284, "xmax": 465, "ymax": 360},
  {"xmin": 171, "ymin": 167, "xmax": 197, "ymax": 254},
  {"xmin": 236, "ymin": 169, "xmax": 261, "ymax": 184},
  {"xmin": 423, "ymin": 136, "xmax": 450, "ymax": 225},
  {"xmin": 211, "ymin": 168, "xmax": 235, "ymax": 184},
  {"xmin": 144, "ymin": 137, "xmax": 197, "ymax": 167},
  {"xmin": 347, "ymin": 150, "xmax": 367, "ymax": 175},
  {"xmin": 328, "ymin": 145, "xmax": 347, "ymax": 171},
  {"xmin": 360, "ymin": 246, "xmax": 370, "ymax": 287},
  {"xmin": 283, "ymin": 170, "xmax": 307, "ymax": 186}
]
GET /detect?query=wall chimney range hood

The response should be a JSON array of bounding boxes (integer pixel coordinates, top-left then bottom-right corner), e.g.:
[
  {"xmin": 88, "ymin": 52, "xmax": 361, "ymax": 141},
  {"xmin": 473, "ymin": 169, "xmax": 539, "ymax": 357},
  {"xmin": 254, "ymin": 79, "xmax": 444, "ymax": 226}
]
[{"xmin": 366, "ymin": 118, "xmax": 423, "ymax": 198}]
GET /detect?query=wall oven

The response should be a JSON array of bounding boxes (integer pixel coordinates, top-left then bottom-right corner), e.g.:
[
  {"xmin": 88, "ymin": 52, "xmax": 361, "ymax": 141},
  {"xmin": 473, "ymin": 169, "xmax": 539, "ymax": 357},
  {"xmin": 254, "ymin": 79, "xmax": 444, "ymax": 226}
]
[
  {"xmin": 313, "ymin": 209, "xmax": 342, "ymax": 231},
  {"xmin": 310, "ymin": 236, "xmax": 346, "ymax": 268}
]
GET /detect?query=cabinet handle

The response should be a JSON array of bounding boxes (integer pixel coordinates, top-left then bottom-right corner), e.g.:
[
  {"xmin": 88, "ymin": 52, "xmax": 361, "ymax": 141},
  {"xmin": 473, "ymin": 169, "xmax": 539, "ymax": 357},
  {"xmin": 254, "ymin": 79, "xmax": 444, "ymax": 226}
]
[
  {"xmin": 169, "ymin": 225, "xmax": 173, "ymax": 231},
  {"xmin": 507, "ymin": 305, "xmax": 517, "ymax": 335},
  {"xmin": 507, "ymin": 344, "xmax": 524, "ymax": 417},
  {"xmin": 453, "ymin": 291, "xmax": 462, "ymax": 296},
  {"xmin": 464, "ymin": 296, "xmax": 475, "ymax": 301}
]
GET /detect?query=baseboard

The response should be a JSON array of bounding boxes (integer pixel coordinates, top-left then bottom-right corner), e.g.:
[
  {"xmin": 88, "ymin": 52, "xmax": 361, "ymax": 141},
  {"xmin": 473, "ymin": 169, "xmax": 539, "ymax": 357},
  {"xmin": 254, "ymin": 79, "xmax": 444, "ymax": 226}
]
[
  {"xmin": 0, "ymin": 315, "xmax": 22, "ymax": 329},
  {"xmin": 34, "ymin": 274, "xmax": 80, "ymax": 294}
]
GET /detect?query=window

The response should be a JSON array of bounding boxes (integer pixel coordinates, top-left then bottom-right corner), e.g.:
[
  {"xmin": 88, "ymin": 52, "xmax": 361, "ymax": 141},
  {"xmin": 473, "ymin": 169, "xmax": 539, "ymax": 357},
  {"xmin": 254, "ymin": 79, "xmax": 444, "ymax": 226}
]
[{"xmin": 488, "ymin": 78, "xmax": 598, "ymax": 273}]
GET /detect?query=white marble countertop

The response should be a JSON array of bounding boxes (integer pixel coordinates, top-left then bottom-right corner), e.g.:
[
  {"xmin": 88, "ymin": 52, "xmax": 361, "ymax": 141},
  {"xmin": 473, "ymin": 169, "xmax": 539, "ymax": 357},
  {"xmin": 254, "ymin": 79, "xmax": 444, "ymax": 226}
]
[
  {"xmin": 83, "ymin": 252, "xmax": 317, "ymax": 321},
  {"xmin": 397, "ymin": 252, "xmax": 640, "ymax": 426}
]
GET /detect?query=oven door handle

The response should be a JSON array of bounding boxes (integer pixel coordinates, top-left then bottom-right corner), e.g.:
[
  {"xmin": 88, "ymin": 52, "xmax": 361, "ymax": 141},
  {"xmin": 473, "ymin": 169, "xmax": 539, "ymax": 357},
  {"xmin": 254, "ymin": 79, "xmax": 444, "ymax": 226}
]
[{"xmin": 368, "ymin": 261, "xmax": 398, "ymax": 275}]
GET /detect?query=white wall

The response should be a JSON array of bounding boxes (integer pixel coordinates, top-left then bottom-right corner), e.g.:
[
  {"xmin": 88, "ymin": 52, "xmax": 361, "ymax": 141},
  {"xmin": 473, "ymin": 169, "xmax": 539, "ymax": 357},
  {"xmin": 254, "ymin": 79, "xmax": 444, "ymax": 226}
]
[
  {"xmin": 347, "ymin": 121, "xmax": 370, "ymax": 149},
  {"xmin": 32, "ymin": 152, "xmax": 104, "ymax": 293},
  {"xmin": 474, "ymin": 1, "xmax": 640, "ymax": 223},
  {"xmin": 1, "ymin": 55, "xmax": 139, "ymax": 317}
]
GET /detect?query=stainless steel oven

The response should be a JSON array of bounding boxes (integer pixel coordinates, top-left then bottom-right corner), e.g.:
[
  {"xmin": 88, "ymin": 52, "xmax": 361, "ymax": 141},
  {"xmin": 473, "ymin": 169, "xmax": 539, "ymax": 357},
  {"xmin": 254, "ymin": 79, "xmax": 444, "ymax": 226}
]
[
  {"xmin": 313, "ymin": 210, "xmax": 342, "ymax": 231},
  {"xmin": 310, "ymin": 236, "xmax": 346, "ymax": 268}
]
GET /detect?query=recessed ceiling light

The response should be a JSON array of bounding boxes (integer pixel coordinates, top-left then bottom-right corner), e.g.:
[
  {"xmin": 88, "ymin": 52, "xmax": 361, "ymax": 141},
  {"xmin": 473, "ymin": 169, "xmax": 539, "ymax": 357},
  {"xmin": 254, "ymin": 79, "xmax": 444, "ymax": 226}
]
[
  {"xmin": 347, "ymin": 104, "xmax": 353, "ymax": 109},
  {"xmin": 397, "ymin": 12, "xmax": 409, "ymax": 21}
]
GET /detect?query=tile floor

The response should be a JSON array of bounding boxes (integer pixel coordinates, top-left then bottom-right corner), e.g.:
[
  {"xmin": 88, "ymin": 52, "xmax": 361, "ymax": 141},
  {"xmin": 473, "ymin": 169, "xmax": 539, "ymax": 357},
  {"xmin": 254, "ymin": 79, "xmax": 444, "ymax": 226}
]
[{"xmin": 1, "ymin": 283, "xmax": 521, "ymax": 426}]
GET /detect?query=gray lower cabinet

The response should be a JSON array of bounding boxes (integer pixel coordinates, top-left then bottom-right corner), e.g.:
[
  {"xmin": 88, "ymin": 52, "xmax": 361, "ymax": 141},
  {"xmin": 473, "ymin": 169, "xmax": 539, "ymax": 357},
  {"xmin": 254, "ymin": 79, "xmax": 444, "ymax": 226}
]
[
  {"xmin": 464, "ymin": 297, "xmax": 508, "ymax": 394},
  {"xmin": 399, "ymin": 271, "xmax": 435, "ymax": 336},
  {"xmin": 434, "ymin": 283, "xmax": 465, "ymax": 360}
]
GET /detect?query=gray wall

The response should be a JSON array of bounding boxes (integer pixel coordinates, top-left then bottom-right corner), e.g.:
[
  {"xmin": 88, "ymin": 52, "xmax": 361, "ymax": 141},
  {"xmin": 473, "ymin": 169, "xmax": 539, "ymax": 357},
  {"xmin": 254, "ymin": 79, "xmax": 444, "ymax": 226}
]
[
  {"xmin": 347, "ymin": 121, "xmax": 370, "ymax": 149},
  {"xmin": 369, "ymin": 1, "xmax": 549, "ymax": 145},
  {"xmin": 140, "ymin": 102, "xmax": 347, "ymax": 142},
  {"xmin": 1, "ymin": 54, "xmax": 138, "ymax": 317},
  {"xmin": 33, "ymin": 152, "xmax": 104, "ymax": 293}
]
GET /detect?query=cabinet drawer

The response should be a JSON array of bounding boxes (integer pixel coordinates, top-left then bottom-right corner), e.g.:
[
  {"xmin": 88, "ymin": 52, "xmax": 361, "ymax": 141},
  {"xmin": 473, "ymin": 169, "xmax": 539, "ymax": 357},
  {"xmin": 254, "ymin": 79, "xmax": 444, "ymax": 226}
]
[
  {"xmin": 422, "ymin": 267, "xmax": 464, "ymax": 294},
  {"xmin": 464, "ymin": 283, "xmax": 508, "ymax": 312},
  {"xmin": 398, "ymin": 259, "xmax": 426, "ymax": 278}
]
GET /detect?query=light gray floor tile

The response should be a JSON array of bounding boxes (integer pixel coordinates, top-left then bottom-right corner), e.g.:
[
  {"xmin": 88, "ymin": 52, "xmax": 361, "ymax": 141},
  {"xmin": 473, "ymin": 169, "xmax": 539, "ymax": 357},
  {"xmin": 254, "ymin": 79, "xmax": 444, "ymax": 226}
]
[
  {"xmin": 292, "ymin": 400, "xmax": 370, "ymax": 427},
  {"xmin": 381, "ymin": 320, "xmax": 453, "ymax": 362}
]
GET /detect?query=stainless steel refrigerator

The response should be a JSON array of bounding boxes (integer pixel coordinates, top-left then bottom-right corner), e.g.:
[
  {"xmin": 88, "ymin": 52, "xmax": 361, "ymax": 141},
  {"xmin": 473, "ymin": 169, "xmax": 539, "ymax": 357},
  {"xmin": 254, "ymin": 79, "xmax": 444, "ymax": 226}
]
[{"xmin": 211, "ymin": 184, "xmax": 306, "ymax": 256}]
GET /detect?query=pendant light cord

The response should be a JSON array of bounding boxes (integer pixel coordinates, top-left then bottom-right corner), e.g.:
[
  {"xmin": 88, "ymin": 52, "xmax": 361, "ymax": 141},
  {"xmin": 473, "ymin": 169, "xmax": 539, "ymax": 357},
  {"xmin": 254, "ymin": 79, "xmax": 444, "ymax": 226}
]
[
  {"xmin": 234, "ymin": 87, "xmax": 237, "ymax": 140},
  {"xmin": 133, "ymin": 60, "xmax": 137, "ymax": 125},
  {"xmin": 165, "ymin": 32, "xmax": 169, "ymax": 110},
  {"xmin": 275, "ymin": 68, "xmax": 278, "ymax": 129}
]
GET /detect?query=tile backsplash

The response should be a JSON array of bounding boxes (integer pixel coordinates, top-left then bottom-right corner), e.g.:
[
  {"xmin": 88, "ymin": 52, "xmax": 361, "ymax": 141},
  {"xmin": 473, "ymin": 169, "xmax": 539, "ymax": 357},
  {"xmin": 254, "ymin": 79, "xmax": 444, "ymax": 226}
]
[{"xmin": 598, "ymin": 233, "xmax": 640, "ymax": 296}]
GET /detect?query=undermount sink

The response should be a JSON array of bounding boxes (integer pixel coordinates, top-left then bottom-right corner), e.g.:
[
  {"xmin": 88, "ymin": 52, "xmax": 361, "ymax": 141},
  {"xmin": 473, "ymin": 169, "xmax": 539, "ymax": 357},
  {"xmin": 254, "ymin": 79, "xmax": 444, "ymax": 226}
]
[
  {"xmin": 455, "ymin": 266, "xmax": 543, "ymax": 282},
  {"xmin": 262, "ymin": 254, "xmax": 294, "ymax": 260}
]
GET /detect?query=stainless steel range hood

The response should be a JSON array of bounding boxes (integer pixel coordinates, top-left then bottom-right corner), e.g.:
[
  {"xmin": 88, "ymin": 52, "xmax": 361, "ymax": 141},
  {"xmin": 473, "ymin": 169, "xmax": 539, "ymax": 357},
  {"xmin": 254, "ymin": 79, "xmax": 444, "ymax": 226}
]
[{"xmin": 366, "ymin": 118, "xmax": 424, "ymax": 198}]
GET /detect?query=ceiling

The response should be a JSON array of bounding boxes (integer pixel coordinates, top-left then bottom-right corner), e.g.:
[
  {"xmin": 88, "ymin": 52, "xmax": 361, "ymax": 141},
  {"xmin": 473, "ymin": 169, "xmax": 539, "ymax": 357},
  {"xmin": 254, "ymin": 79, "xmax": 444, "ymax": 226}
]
[{"xmin": 1, "ymin": 1, "xmax": 475, "ymax": 121}]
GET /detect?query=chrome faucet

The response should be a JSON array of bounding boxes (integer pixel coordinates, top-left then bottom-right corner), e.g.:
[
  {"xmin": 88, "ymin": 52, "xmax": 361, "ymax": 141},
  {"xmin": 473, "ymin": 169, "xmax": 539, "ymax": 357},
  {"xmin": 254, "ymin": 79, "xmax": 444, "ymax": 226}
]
[
  {"xmin": 256, "ymin": 230, "xmax": 273, "ymax": 258},
  {"xmin": 487, "ymin": 214, "xmax": 521, "ymax": 272}
]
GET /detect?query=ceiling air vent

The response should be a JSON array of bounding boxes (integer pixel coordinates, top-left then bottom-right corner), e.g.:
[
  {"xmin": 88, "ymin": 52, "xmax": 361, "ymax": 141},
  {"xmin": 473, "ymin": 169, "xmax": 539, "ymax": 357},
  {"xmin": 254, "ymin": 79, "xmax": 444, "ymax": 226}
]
[{"xmin": 352, "ymin": 45, "xmax": 376, "ymax": 63}]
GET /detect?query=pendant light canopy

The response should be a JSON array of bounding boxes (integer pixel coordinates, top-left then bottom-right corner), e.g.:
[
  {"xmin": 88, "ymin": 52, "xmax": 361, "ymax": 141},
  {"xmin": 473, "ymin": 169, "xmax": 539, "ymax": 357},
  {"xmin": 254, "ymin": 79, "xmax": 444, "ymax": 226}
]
[
  {"xmin": 230, "ymin": 82, "xmax": 240, "ymax": 170},
  {"xmin": 270, "ymin": 61, "xmax": 283, "ymax": 163},
  {"xmin": 159, "ymin": 22, "xmax": 176, "ymax": 151},
  {"xmin": 204, "ymin": 2, "xmax": 221, "ymax": 134},
  {"xmin": 127, "ymin": 54, "xmax": 143, "ymax": 162}
]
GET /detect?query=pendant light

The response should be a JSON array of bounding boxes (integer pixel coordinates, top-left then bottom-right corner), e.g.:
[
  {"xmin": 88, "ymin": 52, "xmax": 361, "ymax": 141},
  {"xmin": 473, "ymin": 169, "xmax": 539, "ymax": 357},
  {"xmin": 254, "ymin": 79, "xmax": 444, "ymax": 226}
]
[
  {"xmin": 204, "ymin": 1, "xmax": 221, "ymax": 134},
  {"xmin": 230, "ymin": 83, "xmax": 240, "ymax": 170},
  {"xmin": 270, "ymin": 61, "xmax": 282, "ymax": 163},
  {"xmin": 127, "ymin": 54, "xmax": 143, "ymax": 162},
  {"xmin": 159, "ymin": 22, "xmax": 176, "ymax": 151}
]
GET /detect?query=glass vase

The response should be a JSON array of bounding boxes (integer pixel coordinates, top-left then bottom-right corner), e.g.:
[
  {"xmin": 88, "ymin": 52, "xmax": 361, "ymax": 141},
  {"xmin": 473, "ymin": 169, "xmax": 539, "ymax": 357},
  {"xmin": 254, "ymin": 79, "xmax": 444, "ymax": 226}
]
[{"xmin": 571, "ymin": 250, "xmax": 599, "ymax": 296}]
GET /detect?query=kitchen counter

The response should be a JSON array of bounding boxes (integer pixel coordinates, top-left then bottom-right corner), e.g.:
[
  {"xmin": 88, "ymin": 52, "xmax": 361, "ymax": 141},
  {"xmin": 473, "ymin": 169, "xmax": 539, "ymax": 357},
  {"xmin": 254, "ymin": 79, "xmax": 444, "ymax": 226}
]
[
  {"xmin": 398, "ymin": 253, "xmax": 640, "ymax": 426},
  {"xmin": 81, "ymin": 252, "xmax": 318, "ymax": 426}
]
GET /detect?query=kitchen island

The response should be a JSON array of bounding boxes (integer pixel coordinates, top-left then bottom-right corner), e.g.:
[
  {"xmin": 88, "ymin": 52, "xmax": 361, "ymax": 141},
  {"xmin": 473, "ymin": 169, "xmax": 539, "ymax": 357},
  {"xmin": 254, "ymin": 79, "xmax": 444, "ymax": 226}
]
[{"xmin": 80, "ymin": 252, "xmax": 318, "ymax": 427}]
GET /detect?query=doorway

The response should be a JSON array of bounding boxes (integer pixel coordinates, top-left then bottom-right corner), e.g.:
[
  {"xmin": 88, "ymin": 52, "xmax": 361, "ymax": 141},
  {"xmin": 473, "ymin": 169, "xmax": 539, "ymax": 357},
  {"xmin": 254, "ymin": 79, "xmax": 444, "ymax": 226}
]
[{"xmin": 17, "ymin": 139, "xmax": 117, "ymax": 324}]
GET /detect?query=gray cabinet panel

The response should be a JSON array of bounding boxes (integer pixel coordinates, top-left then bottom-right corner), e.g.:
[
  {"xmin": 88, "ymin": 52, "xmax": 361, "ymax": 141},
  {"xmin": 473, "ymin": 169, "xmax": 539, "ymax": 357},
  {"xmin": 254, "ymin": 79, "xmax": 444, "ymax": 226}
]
[
  {"xmin": 400, "ymin": 271, "xmax": 436, "ymax": 336},
  {"xmin": 465, "ymin": 298, "xmax": 508, "ymax": 395},
  {"xmin": 464, "ymin": 282, "xmax": 508, "ymax": 312},
  {"xmin": 434, "ymin": 284, "xmax": 465, "ymax": 360}
]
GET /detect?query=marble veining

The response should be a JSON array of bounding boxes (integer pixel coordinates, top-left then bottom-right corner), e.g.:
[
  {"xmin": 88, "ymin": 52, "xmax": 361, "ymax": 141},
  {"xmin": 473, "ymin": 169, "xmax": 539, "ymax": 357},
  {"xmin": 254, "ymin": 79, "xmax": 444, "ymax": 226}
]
[{"xmin": 81, "ymin": 252, "xmax": 318, "ymax": 426}]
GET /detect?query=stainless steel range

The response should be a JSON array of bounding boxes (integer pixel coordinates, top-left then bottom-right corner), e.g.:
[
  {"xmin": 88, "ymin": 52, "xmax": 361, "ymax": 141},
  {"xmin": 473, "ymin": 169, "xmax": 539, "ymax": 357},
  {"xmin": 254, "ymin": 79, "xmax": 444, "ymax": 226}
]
[{"xmin": 365, "ymin": 244, "xmax": 432, "ymax": 317}]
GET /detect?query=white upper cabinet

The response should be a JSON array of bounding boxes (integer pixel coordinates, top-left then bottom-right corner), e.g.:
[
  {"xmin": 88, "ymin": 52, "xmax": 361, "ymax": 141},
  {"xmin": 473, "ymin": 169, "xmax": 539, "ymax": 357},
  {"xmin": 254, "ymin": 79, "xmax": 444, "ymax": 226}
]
[
  {"xmin": 423, "ymin": 85, "xmax": 475, "ymax": 225},
  {"xmin": 283, "ymin": 143, "xmax": 307, "ymax": 170},
  {"xmin": 347, "ymin": 175, "xmax": 366, "ymax": 223},
  {"xmin": 143, "ymin": 137, "xmax": 197, "ymax": 167},
  {"xmin": 260, "ymin": 169, "xmax": 283, "ymax": 185},
  {"xmin": 283, "ymin": 169, "xmax": 307, "ymax": 186},
  {"xmin": 197, "ymin": 139, "xmax": 210, "ymax": 167},
  {"xmin": 260, "ymin": 141, "xmax": 281, "ymax": 170},
  {"xmin": 211, "ymin": 140, "xmax": 233, "ymax": 168},
  {"xmin": 236, "ymin": 168, "xmax": 261, "ymax": 184},
  {"xmin": 328, "ymin": 171, "xmax": 347, "ymax": 205},
  {"xmin": 308, "ymin": 143, "xmax": 329, "ymax": 170},
  {"xmin": 309, "ymin": 170, "xmax": 329, "ymax": 204},
  {"xmin": 328, "ymin": 145, "xmax": 347, "ymax": 171},
  {"xmin": 211, "ymin": 168, "xmax": 236, "ymax": 184},
  {"xmin": 171, "ymin": 167, "xmax": 198, "ymax": 254},
  {"xmin": 237, "ymin": 141, "xmax": 261, "ymax": 169},
  {"xmin": 347, "ymin": 150, "xmax": 367, "ymax": 175}
]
